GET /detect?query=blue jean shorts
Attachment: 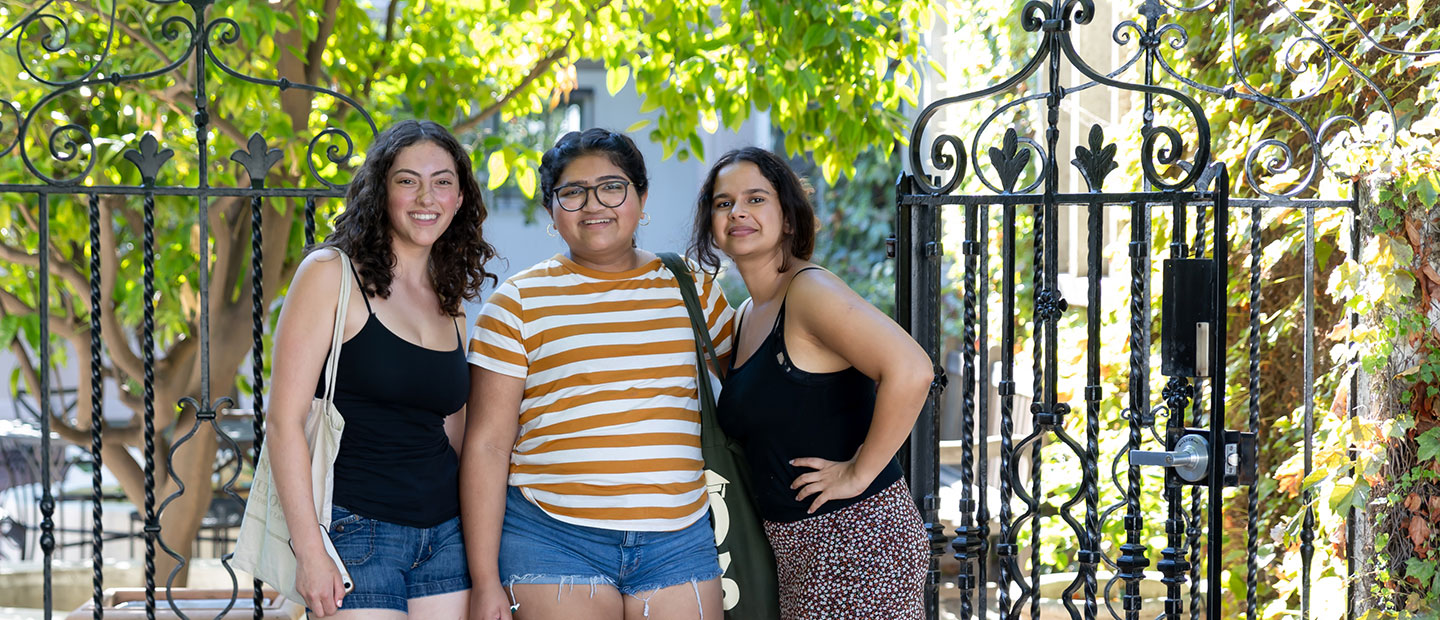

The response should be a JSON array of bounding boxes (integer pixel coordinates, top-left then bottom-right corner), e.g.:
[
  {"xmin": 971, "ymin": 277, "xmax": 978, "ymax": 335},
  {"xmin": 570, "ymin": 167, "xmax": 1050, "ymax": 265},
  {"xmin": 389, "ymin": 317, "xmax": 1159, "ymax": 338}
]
[
  {"xmin": 498, "ymin": 486, "xmax": 722, "ymax": 599},
  {"xmin": 327, "ymin": 504, "xmax": 471, "ymax": 611}
]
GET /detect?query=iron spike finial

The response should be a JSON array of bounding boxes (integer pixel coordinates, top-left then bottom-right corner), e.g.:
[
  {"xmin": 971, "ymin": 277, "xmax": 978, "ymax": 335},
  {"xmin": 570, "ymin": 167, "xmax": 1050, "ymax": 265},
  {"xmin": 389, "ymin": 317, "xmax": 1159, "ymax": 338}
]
[
  {"xmin": 122, "ymin": 133, "xmax": 174, "ymax": 187},
  {"xmin": 231, "ymin": 133, "xmax": 285, "ymax": 188}
]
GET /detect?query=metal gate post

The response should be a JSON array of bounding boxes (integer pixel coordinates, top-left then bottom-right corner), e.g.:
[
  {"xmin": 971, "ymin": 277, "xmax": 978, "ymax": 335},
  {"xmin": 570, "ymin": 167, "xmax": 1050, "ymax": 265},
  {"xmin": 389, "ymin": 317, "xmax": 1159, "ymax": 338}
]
[
  {"xmin": 1207, "ymin": 166, "xmax": 1230, "ymax": 619},
  {"xmin": 897, "ymin": 172, "xmax": 946, "ymax": 620}
]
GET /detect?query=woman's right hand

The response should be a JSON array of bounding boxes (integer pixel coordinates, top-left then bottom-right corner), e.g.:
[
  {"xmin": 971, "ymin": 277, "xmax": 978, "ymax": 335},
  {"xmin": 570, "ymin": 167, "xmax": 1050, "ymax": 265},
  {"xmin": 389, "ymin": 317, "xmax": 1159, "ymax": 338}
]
[
  {"xmin": 470, "ymin": 579, "xmax": 514, "ymax": 620},
  {"xmin": 295, "ymin": 545, "xmax": 346, "ymax": 617}
]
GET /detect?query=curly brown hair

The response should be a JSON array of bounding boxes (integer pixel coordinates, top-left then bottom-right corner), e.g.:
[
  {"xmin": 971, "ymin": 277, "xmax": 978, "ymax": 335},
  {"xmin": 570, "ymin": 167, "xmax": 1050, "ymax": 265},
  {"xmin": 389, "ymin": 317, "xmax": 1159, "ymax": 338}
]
[{"xmin": 318, "ymin": 120, "xmax": 498, "ymax": 315}]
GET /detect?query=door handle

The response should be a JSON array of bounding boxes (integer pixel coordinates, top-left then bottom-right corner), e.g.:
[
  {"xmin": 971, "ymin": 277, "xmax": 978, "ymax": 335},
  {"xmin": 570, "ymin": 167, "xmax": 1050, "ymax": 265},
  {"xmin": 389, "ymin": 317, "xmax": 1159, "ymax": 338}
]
[{"xmin": 1130, "ymin": 434, "xmax": 1209, "ymax": 483}]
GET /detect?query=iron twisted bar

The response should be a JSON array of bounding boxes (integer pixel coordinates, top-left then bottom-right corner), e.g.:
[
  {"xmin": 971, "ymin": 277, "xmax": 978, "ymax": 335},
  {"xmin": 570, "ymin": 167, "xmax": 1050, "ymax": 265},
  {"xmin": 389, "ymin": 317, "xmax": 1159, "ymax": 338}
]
[
  {"xmin": 38, "ymin": 193, "xmax": 55, "ymax": 620},
  {"xmin": 1245, "ymin": 195, "xmax": 1262, "ymax": 620},
  {"xmin": 88, "ymin": 193, "xmax": 104, "ymax": 620},
  {"xmin": 997, "ymin": 201, "xmax": 1017, "ymax": 619},
  {"xmin": 1117, "ymin": 198, "xmax": 1151, "ymax": 620},
  {"xmin": 120, "ymin": 135, "xmax": 175, "ymax": 614},
  {"xmin": 955, "ymin": 203, "xmax": 982, "ymax": 619},
  {"xmin": 135, "ymin": 146, "xmax": 162, "ymax": 620},
  {"xmin": 976, "ymin": 203, "xmax": 991, "ymax": 620},
  {"xmin": 1082, "ymin": 188, "xmax": 1101, "ymax": 620},
  {"xmin": 233, "ymin": 132, "xmax": 283, "ymax": 620},
  {"xmin": 250, "ymin": 195, "xmax": 265, "ymax": 620},
  {"xmin": 1028, "ymin": 200, "xmax": 1044, "ymax": 620}
]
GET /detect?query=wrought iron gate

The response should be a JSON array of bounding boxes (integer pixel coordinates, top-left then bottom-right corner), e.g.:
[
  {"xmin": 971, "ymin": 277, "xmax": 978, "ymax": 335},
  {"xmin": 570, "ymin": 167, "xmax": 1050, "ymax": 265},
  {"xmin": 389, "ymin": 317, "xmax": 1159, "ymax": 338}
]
[{"xmin": 896, "ymin": 1, "xmax": 1433, "ymax": 620}]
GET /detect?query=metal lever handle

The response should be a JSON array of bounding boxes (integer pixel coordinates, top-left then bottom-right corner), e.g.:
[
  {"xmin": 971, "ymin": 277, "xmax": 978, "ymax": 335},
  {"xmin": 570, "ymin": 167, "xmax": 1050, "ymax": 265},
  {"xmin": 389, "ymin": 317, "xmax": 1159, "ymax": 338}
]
[{"xmin": 1130, "ymin": 434, "xmax": 1209, "ymax": 482}]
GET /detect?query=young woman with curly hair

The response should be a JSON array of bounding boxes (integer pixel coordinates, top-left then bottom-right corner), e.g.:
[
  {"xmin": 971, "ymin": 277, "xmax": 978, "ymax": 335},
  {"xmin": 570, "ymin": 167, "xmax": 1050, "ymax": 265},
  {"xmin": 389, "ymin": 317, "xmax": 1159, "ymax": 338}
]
[{"xmin": 266, "ymin": 119, "xmax": 497, "ymax": 619}]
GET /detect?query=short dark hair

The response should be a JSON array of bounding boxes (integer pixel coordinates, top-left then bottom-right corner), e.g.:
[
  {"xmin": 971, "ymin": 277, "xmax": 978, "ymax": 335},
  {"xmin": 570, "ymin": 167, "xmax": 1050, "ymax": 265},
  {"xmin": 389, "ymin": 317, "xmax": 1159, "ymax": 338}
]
[
  {"xmin": 538, "ymin": 128, "xmax": 650, "ymax": 211},
  {"xmin": 320, "ymin": 119, "xmax": 498, "ymax": 315},
  {"xmin": 690, "ymin": 147, "xmax": 816, "ymax": 274}
]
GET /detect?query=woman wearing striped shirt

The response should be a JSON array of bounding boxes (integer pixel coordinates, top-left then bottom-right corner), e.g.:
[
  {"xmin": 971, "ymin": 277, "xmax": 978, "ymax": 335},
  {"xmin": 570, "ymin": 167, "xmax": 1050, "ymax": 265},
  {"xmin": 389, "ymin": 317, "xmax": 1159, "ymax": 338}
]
[{"xmin": 461, "ymin": 128, "xmax": 733, "ymax": 620}]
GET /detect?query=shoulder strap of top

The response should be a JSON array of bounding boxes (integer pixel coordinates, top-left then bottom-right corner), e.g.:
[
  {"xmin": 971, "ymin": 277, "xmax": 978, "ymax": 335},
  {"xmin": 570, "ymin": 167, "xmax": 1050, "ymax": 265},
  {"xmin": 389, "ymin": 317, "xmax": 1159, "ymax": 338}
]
[
  {"xmin": 344, "ymin": 254, "xmax": 373, "ymax": 314},
  {"xmin": 321, "ymin": 250, "xmax": 355, "ymax": 404},
  {"xmin": 772, "ymin": 266, "xmax": 826, "ymax": 334}
]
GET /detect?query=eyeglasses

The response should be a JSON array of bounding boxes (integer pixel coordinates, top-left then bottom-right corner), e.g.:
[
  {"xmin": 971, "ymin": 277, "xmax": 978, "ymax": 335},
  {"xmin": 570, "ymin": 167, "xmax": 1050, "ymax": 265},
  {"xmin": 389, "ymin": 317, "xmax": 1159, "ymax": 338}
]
[{"xmin": 553, "ymin": 180, "xmax": 632, "ymax": 212}]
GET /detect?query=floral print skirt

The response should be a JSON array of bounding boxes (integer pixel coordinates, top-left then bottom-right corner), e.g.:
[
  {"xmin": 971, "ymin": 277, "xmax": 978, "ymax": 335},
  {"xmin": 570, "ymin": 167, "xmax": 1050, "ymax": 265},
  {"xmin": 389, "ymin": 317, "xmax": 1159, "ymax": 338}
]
[{"xmin": 762, "ymin": 478, "xmax": 929, "ymax": 620}]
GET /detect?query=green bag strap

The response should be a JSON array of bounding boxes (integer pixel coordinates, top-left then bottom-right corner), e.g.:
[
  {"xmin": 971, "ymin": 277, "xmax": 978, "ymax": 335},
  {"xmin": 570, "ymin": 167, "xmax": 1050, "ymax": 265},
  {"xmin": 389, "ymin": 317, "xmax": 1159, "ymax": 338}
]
[{"xmin": 658, "ymin": 252, "xmax": 725, "ymax": 442}]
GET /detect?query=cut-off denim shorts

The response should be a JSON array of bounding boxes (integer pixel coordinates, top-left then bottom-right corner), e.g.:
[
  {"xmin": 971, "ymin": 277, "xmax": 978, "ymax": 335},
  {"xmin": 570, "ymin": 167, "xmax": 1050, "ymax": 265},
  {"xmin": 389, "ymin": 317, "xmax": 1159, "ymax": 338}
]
[
  {"xmin": 498, "ymin": 486, "xmax": 722, "ymax": 612},
  {"xmin": 327, "ymin": 504, "xmax": 471, "ymax": 612}
]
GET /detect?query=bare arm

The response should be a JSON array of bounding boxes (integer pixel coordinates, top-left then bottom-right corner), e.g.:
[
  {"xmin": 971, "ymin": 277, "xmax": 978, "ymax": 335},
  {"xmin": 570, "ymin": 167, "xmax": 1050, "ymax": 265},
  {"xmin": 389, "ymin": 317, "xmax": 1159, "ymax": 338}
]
[
  {"xmin": 785, "ymin": 269, "xmax": 934, "ymax": 513},
  {"xmin": 461, "ymin": 366, "xmax": 524, "ymax": 620},
  {"xmin": 265, "ymin": 249, "xmax": 352, "ymax": 616}
]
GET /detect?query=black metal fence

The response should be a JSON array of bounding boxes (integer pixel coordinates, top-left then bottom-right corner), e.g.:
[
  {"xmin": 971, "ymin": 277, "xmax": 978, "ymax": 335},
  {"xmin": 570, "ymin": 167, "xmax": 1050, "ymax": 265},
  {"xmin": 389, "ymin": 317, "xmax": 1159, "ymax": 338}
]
[{"xmin": 0, "ymin": 1, "xmax": 373, "ymax": 617}]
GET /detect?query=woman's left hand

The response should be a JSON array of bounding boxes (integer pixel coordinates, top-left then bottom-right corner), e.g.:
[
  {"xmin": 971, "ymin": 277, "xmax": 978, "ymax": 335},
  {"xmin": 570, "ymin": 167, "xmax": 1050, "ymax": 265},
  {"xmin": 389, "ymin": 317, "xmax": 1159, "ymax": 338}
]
[{"xmin": 790, "ymin": 456, "xmax": 872, "ymax": 514}]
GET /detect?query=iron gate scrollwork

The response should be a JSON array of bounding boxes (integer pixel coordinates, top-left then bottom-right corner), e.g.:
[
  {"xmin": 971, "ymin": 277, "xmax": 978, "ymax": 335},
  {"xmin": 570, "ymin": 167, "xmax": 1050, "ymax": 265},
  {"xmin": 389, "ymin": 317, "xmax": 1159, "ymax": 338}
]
[
  {"xmin": 1, "ymin": 0, "xmax": 374, "ymax": 617},
  {"xmin": 898, "ymin": 1, "xmax": 1438, "ymax": 620}
]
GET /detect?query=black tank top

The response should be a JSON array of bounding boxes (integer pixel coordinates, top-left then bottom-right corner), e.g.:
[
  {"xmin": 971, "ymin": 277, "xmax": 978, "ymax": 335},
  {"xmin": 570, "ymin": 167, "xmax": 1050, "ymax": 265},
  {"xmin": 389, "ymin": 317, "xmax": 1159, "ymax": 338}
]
[
  {"xmin": 715, "ymin": 269, "xmax": 904, "ymax": 523},
  {"xmin": 314, "ymin": 262, "xmax": 468, "ymax": 527}
]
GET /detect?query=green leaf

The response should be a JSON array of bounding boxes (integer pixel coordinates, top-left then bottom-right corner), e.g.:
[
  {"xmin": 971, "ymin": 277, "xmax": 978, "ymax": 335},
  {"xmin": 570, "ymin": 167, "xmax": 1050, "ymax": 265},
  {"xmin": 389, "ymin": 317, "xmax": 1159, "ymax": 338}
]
[
  {"xmin": 625, "ymin": 119, "xmax": 651, "ymax": 133},
  {"xmin": 516, "ymin": 166, "xmax": 537, "ymax": 198},
  {"xmin": 1409, "ymin": 0, "xmax": 1425, "ymax": 21},
  {"xmin": 1417, "ymin": 428, "xmax": 1440, "ymax": 463},
  {"xmin": 1406, "ymin": 557, "xmax": 1435, "ymax": 584},
  {"xmin": 688, "ymin": 132, "xmax": 705, "ymax": 160},
  {"xmin": 606, "ymin": 65, "xmax": 631, "ymax": 96},
  {"xmin": 487, "ymin": 150, "xmax": 509, "ymax": 190},
  {"xmin": 801, "ymin": 23, "xmax": 828, "ymax": 50}
]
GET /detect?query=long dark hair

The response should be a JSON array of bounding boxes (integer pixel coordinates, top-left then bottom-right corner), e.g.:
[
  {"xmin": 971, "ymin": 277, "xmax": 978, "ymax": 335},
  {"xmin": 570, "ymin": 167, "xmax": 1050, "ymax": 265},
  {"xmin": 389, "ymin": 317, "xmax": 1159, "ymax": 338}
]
[
  {"xmin": 690, "ymin": 147, "xmax": 816, "ymax": 274},
  {"xmin": 538, "ymin": 128, "xmax": 650, "ymax": 211},
  {"xmin": 320, "ymin": 119, "xmax": 497, "ymax": 315}
]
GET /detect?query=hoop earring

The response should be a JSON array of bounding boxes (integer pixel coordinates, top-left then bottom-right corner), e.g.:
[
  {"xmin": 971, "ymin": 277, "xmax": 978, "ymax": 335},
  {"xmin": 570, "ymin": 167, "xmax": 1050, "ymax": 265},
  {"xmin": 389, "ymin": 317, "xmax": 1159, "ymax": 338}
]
[
  {"xmin": 639, "ymin": 212, "xmax": 650, "ymax": 226},
  {"xmin": 546, "ymin": 222, "xmax": 558, "ymax": 237}
]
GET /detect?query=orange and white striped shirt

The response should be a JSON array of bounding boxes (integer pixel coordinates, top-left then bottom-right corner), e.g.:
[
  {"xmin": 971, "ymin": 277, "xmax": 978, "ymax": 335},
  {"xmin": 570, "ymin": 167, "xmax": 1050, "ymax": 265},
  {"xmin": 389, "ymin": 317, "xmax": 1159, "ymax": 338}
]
[{"xmin": 468, "ymin": 254, "xmax": 734, "ymax": 531}]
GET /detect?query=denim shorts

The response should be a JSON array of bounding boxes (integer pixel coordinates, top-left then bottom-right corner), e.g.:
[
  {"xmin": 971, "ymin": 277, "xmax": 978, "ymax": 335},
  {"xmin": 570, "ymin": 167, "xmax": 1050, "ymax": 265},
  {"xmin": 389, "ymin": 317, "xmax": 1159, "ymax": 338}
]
[
  {"xmin": 498, "ymin": 486, "xmax": 722, "ymax": 600},
  {"xmin": 327, "ymin": 504, "xmax": 471, "ymax": 611}
]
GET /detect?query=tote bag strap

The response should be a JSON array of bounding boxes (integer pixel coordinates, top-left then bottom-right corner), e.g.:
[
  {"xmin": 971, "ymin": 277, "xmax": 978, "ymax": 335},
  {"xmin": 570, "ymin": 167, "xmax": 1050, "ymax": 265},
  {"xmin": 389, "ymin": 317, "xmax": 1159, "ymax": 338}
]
[
  {"xmin": 321, "ymin": 249, "xmax": 354, "ymax": 405},
  {"xmin": 657, "ymin": 253, "xmax": 724, "ymax": 439}
]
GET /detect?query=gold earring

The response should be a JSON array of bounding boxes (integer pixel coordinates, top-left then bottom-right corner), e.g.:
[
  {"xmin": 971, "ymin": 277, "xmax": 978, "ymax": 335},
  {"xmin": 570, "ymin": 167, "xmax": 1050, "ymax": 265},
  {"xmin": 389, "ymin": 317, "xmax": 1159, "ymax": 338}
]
[
  {"xmin": 546, "ymin": 222, "xmax": 558, "ymax": 237},
  {"xmin": 639, "ymin": 212, "xmax": 651, "ymax": 226}
]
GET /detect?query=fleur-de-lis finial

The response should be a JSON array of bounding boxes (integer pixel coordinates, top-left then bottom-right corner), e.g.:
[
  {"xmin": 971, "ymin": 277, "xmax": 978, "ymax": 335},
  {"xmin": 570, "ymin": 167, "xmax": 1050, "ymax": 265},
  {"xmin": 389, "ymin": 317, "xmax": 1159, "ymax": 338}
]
[
  {"xmin": 1072, "ymin": 124, "xmax": 1118, "ymax": 192},
  {"xmin": 230, "ymin": 133, "xmax": 284, "ymax": 188},
  {"xmin": 988, "ymin": 128, "xmax": 1032, "ymax": 194},
  {"xmin": 122, "ymin": 133, "xmax": 174, "ymax": 186},
  {"xmin": 1139, "ymin": 0, "xmax": 1166, "ymax": 24}
]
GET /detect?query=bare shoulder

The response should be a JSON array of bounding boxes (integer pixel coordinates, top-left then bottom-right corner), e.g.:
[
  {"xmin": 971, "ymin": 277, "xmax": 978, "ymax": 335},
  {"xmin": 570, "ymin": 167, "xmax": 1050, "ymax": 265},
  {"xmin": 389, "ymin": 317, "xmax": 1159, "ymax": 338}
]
[
  {"xmin": 786, "ymin": 266, "xmax": 866, "ymax": 316},
  {"xmin": 285, "ymin": 248, "xmax": 346, "ymax": 310}
]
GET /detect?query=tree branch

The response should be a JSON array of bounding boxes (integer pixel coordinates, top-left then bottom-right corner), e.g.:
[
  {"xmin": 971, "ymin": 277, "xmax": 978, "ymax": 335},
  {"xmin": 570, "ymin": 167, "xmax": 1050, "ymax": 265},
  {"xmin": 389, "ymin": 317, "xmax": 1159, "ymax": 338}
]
[
  {"xmin": 0, "ymin": 288, "xmax": 82, "ymax": 340},
  {"xmin": 452, "ymin": 31, "xmax": 581, "ymax": 135},
  {"xmin": 306, "ymin": 0, "xmax": 343, "ymax": 85},
  {"xmin": 361, "ymin": 0, "xmax": 404, "ymax": 99},
  {"xmin": 96, "ymin": 197, "xmax": 147, "ymax": 385},
  {"xmin": 0, "ymin": 242, "xmax": 89, "ymax": 294}
]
